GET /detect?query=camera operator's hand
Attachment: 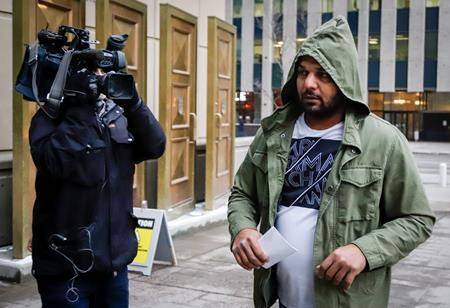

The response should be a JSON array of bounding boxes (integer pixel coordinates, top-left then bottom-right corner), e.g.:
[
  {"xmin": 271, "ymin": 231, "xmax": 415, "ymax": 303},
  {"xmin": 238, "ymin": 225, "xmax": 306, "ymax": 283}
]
[
  {"xmin": 104, "ymin": 72, "xmax": 142, "ymax": 114},
  {"xmin": 64, "ymin": 68, "xmax": 99, "ymax": 105}
]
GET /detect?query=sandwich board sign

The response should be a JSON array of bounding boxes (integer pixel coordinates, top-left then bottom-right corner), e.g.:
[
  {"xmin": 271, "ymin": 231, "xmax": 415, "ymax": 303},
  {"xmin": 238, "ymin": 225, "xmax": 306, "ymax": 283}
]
[{"xmin": 128, "ymin": 208, "xmax": 177, "ymax": 275}]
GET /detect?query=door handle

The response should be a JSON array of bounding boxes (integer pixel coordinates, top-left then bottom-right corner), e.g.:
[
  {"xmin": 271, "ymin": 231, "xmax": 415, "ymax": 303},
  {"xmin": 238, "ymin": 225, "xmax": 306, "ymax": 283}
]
[
  {"xmin": 215, "ymin": 113, "xmax": 222, "ymax": 140},
  {"xmin": 189, "ymin": 112, "xmax": 197, "ymax": 144}
]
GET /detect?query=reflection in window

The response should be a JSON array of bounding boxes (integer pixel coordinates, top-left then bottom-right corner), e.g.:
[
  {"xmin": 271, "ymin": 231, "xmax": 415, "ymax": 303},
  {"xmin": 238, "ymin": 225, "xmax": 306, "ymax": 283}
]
[
  {"xmin": 370, "ymin": 0, "xmax": 381, "ymax": 10},
  {"xmin": 426, "ymin": 92, "xmax": 450, "ymax": 111},
  {"xmin": 254, "ymin": 0, "xmax": 264, "ymax": 17},
  {"xmin": 396, "ymin": 34, "xmax": 408, "ymax": 61},
  {"xmin": 348, "ymin": 0, "xmax": 358, "ymax": 11},
  {"xmin": 322, "ymin": 0, "xmax": 333, "ymax": 13},
  {"xmin": 426, "ymin": 0, "xmax": 439, "ymax": 7},
  {"xmin": 425, "ymin": 32, "xmax": 438, "ymax": 60},
  {"xmin": 254, "ymin": 44, "xmax": 262, "ymax": 65},
  {"xmin": 235, "ymin": 91, "xmax": 262, "ymax": 137},
  {"xmin": 297, "ymin": 0, "xmax": 307, "ymax": 38},
  {"xmin": 397, "ymin": 0, "xmax": 410, "ymax": 9},
  {"xmin": 233, "ymin": 0, "xmax": 242, "ymax": 18},
  {"xmin": 233, "ymin": 0, "xmax": 242, "ymax": 90},
  {"xmin": 368, "ymin": 35, "xmax": 380, "ymax": 60},
  {"xmin": 273, "ymin": 0, "xmax": 283, "ymax": 90}
]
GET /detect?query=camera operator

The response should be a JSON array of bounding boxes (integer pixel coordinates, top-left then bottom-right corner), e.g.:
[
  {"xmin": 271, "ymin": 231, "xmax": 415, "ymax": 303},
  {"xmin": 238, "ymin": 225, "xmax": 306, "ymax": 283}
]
[{"xmin": 28, "ymin": 66, "xmax": 165, "ymax": 307}]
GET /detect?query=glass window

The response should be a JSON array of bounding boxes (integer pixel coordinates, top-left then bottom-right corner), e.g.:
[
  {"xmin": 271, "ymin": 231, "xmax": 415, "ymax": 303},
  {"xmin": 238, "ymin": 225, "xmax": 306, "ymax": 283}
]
[
  {"xmin": 426, "ymin": 92, "xmax": 450, "ymax": 111},
  {"xmin": 348, "ymin": 0, "xmax": 358, "ymax": 11},
  {"xmin": 274, "ymin": 0, "xmax": 283, "ymax": 15},
  {"xmin": 368, "ymin": 35, "xmax": 380, "ymax": 60},
  {"xmin": 368, "ymin": 91, "xmax": 384, "ymax": 114},
  {"xmin": 235, "ymin": 92, "xmax": 262, "ymax": 137},
  {"xmin": 370, "ymin": 0, "xmax": 381, "ymax": 10},
  {"xmin": 297, "ymin": 0, "xmax": 307, "ymax": 38},
  {"xmin": 425, "ymin": 32, "xmax": 438, "ymax": 60},
  {"xmin": 322, "ymin": 0, "xmax": 333, "ymax": 13},
  {"xmin": 396, "ymin": 34, "xmax": 408, "ymax": 61},
  {"xmin": 297, "ymin": 0, "xmax": 308, "ymax": 12},
  {"xmin": 397, "ymin": 0, "xmax": 410, "ymax": 9},
  {"xmin": 254, "ymin": 44, "xmax": 263, "ymax": 64},
  {"xmin": 233, "ymin": 0, "xmax": 242, "ymax": 18},
  {"xmin": 426, "ymin": 0, "xmax": 439, "ymax": 7},
  {"xmin": 255, "ymin": 0, "xmax": 264, "ymax": 17}
]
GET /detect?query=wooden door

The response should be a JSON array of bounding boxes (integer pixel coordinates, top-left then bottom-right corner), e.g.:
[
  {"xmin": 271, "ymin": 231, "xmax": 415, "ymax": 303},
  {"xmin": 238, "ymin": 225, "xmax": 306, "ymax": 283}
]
[
  {"xmin": 96, "ymin": 0, "xmax": 147, "ymax": 207},
  {"xmin": 158, "ymin": 4, "xmax": 197, "ymax": 210},
  {"xmin": 12, "ymin": 0, "xmax": 85, "ymax": 259},
  {"xmin": 205, "ymin": 17, "xmax": 236, "ymax": 210}
]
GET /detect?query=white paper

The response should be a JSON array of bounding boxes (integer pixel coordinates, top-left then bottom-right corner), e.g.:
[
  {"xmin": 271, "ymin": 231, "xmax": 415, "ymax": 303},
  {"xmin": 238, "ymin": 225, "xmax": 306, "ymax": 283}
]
[{"xmin": 258, "ymin": 226, "xmax": 298, "ymax": 269}]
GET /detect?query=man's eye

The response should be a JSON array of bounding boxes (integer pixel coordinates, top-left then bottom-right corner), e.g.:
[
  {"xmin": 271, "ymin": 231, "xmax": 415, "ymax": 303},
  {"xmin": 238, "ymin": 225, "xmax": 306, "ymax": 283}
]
[
  {"xmin": 298, "ymin": 70, "xmax": 308, "ymax": 77},
  {"xmin": 319, "ymin": 73, "xmax": 331, "ymax": 81}
]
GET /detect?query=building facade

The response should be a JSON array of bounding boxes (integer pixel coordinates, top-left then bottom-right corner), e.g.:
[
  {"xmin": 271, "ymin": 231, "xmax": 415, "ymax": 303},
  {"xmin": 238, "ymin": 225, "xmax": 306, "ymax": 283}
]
[
  {"xmin": 0, "ymin": 0, "xmax": 237, "ymax": 260},
  {"xmin": 232, "ymin": 0, "xmax": 450, "ymax": 141}
]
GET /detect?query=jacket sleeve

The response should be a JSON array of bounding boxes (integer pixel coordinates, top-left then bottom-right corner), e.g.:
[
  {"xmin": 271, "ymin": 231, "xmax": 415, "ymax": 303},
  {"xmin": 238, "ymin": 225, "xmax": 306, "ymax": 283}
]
[
  {"xmin": 227, "ymin": 130, "xmax": 263, "ymax": 245},
  {"xmin": 125, "ymin": 101, "xmax": 166, "ymax": 163},
  {"xmin": 29, "ymin": 106, "xmax": 107, "ymax": 186},
  {"xmin": 352, "ymin": 131, "xmax": 436, "ymax": 270}
]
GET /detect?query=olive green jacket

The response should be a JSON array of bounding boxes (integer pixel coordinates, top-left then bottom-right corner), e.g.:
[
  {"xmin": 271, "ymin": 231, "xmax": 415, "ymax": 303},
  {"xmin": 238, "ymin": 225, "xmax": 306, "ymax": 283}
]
[{"xmin": 227, "ymin": 16, "xmax": 435, "ymax": 308}]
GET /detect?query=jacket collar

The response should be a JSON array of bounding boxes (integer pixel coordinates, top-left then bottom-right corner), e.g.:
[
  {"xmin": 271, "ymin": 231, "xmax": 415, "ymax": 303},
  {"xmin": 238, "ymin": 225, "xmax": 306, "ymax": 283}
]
[
  {"xmin": 341, "ymin": 110, "xmax": 365, "ymax": 153},
  {"xmin": 261, "ymin": 102, "xmax": 302, "ymax": 134},
  {"xmin": 261, "ymin": 102, "xmax": 366, "ymax": 153}
]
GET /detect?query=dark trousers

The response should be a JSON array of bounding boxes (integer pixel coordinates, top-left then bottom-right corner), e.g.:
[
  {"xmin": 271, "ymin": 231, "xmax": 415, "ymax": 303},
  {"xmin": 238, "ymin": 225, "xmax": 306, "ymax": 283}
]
[{"xmin": 36, "ymin": 267, "xmax": 129, "ymax": 308}]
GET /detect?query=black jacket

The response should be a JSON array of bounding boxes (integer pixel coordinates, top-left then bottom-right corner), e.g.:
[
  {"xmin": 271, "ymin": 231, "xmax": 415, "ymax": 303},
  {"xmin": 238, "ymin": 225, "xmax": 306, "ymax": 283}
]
[{"xmin": 29, "ymin": 100, "xmax": 165, "ymax": 278}]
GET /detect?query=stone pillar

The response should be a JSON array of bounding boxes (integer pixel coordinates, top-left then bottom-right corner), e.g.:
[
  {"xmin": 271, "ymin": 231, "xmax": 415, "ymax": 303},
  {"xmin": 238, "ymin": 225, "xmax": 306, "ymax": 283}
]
[
  {"xmin": 282, "ymin": 0, "xmax": 297, "ymax": 83},
  {"xmin": 225, "ymin": 0, "xmax": 233, "ymax": 23},
  {"xmin": 241, "ymin": 0, "xmax": 254, "ymax": 91},
  {"xmin": 357, "ymin": 0, "xmax": 369, "ymax": 102},
  {"xmin": 333, "ymin": 0, "xmax": 347, "ymax": 18},
  {"xmin": 437, "ymin": 0, "xmax": 450, "ymax": 91},
  {"xmin": 307, "ymin": 0, "xmax": 322, "ymax": 36},
  {"xmin": 408, "ymin": 0, "xmax": 425, "ymax": 92},
  {"xmin": 379, "ymin": 0, "xmax": 396, "ymax": 92},
  {"xmin": 261, "ymin": 0, "xmax": 273, "ymax": 118}
]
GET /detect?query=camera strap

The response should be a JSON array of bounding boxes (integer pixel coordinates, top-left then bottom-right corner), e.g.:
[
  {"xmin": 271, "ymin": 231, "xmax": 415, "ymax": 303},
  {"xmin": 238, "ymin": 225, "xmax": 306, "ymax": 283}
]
[
  {"xmin": 46, "ymin": 49, "xmax": 74, "ymax": 118},
  {"xmin": 28, "ymin": 42, "xmax": 74, "ymax": 119}
]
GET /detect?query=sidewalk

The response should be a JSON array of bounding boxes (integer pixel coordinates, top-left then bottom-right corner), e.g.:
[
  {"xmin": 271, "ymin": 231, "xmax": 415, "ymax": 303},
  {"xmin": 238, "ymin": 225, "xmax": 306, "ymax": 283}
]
[
  {"xmin": 0, "ymin": 199, "xmax": 449, "ymax": 307},
  {"xmin": 409, "ymin": 141, "xmax": 450, "ymax": 155}
]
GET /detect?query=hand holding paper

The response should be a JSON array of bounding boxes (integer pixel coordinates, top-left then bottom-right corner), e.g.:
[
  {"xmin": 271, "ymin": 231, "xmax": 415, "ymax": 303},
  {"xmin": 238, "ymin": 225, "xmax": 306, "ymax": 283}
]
[{"xmin": 258, "ymin": 226, "xmax": 298, "ymax": 269}]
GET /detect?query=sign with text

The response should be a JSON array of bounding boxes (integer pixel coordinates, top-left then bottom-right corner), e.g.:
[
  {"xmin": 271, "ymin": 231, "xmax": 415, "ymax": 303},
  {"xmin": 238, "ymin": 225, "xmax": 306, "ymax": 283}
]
[{"xmin": 128, "ymin": 208, "xmax": 177, "ymax": 275}]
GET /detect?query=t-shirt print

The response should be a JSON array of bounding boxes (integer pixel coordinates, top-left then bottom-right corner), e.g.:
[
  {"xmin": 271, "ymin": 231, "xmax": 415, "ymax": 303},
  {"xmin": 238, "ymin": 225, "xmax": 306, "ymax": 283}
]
[{"xmin": 278, "ymin": 137, "xmax": 341, "ymax": 210}]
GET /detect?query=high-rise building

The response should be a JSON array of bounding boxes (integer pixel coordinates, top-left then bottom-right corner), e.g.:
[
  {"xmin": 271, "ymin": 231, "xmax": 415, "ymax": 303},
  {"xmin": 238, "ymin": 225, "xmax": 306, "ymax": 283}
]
[{"xmin": 233, "ymin": 0, "xmax": 450, "ymax": 141}]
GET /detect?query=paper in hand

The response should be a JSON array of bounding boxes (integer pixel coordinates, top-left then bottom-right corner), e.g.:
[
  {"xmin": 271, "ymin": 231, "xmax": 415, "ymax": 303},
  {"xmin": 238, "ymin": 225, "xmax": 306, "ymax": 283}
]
[{"xmin": 258, "ymin": 226, "xmax": 298, "ymax": 269}]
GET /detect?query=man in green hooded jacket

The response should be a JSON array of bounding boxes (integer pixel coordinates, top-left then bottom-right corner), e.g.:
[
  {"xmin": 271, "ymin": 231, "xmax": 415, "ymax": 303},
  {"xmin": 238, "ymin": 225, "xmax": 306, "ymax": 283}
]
[{"xmin": 227, "ymin": 16, "xmax": 435, "ymax": 308}]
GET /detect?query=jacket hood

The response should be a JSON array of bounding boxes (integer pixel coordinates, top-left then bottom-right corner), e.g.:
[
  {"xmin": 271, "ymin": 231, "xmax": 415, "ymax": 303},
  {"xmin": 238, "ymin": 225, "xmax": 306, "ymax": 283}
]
[{"xmin": 280, "ymin": 16, "xmax": 370, "ymax": 116}]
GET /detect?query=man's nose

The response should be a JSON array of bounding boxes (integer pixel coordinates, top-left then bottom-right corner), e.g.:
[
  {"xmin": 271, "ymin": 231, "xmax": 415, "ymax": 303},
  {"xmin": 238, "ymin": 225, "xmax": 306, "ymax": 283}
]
[{"xmin": 304, "ymin": 73, "xmax": 318, "ymax": 90}]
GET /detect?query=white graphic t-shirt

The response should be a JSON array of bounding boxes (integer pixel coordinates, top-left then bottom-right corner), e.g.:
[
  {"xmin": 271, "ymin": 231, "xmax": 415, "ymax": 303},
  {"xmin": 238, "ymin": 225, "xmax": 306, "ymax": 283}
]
[{"xmin": 275, "ymin": 113, "xmax": 343, "ymax": 308}]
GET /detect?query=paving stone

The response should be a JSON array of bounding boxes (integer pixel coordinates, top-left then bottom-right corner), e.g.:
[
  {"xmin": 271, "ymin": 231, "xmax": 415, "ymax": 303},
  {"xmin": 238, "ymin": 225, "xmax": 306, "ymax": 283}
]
[
  {"xmin": 1, "ymin": 213, "xmax": 450, "ymax": 307},
  {"xmin": 129, "ymin": 279, "xmax": 204, "ymax": 307},
  {"xmin": 188, "ymin": 293, "xmax": 253, "ymax": 307}
]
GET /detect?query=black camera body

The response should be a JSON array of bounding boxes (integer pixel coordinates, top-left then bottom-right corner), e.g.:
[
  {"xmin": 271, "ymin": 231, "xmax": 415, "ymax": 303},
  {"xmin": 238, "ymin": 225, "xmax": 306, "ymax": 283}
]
[{"xmin": 15, "ymin": 25, "xmax": 135, "ymax": 118}]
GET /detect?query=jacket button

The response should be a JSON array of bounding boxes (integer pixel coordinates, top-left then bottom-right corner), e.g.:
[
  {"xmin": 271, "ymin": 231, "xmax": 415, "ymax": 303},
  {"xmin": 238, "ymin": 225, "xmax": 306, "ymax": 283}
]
[{"xmin": 327, "ymin": 185, "xmax": 334, "ymax": 192}]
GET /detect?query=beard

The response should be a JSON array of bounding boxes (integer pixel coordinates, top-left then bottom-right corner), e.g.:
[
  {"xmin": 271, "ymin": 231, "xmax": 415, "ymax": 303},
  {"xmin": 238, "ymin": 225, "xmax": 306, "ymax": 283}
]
[{"xmin": 299, "ymin": 90, "xmax": 345, "ymax": 118}]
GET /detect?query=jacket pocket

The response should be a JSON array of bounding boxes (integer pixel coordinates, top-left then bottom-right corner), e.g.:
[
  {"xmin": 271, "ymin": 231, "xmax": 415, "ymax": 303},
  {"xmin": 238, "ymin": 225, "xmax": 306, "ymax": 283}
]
[{"xmin": 337, "ymin": 167, "xmax": 383, "ymax": 222}]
